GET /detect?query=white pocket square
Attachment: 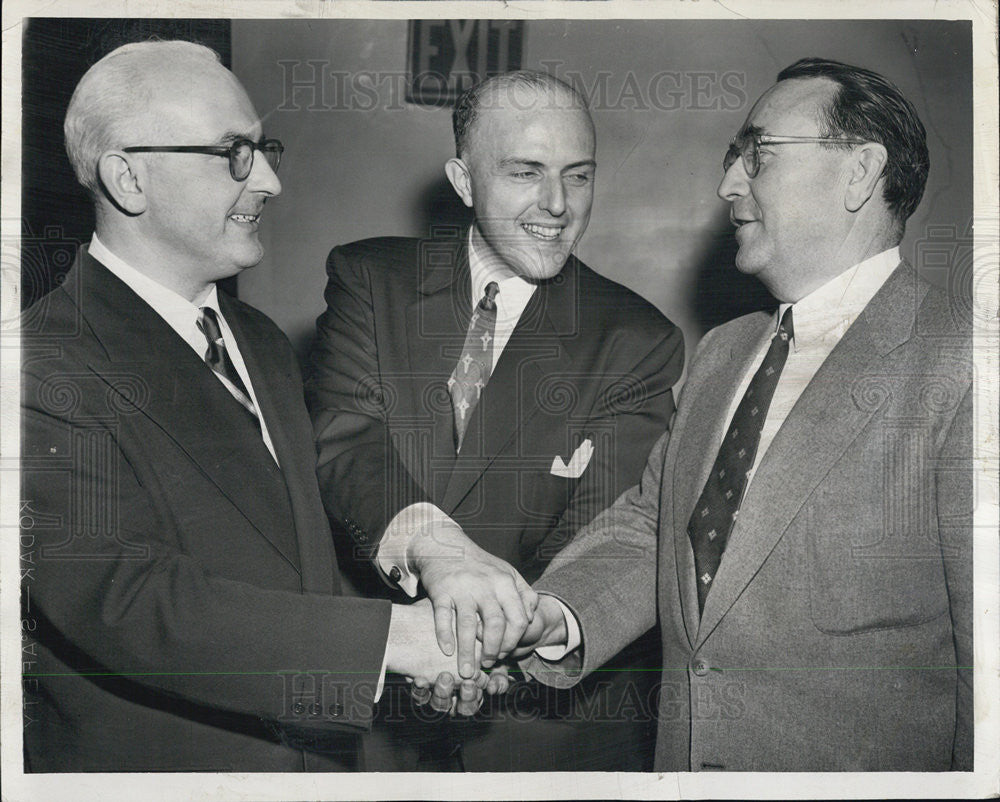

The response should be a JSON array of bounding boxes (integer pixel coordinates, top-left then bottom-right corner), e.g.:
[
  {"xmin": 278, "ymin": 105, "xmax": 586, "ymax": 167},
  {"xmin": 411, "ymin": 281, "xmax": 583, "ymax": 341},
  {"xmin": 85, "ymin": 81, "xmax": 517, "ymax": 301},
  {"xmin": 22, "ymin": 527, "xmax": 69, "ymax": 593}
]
[{"xmin": 550, "ymin": 438, "xmax": 594, "ymax": 479}]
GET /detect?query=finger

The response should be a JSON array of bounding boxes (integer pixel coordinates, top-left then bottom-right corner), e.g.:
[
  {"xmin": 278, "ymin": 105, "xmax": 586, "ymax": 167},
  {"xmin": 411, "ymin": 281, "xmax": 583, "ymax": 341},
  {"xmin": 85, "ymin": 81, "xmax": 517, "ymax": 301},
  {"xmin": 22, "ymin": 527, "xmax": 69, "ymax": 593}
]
[
  {"xmin": 430, "ymin": 671, "xmax": 456, "ymax": 713},
  {"xmin": 410, "ymin": 677, "xmax": 432, "ymax": 706},
  {"xmin": 431, "ymin": 597, "xmax": 456, "ymax": 657},
  {"xmin": 496, "ymin": 589, "xmax": 530, "ymax": 658},
  {"xmin": 519, "ymin": 585, "xmax": 540, "ymax": 619},
  {"xmin": 478, "ymin": 598, "xmax": 507, "ymax": 669},
  {"xmin": 486, "ymin": 667, "xmax": 510, "ymax": 695},
  {"xmin": 454, "ymin": 678, "xmax": 484, "ymax": 717},
  {"xmin": 454, "ymin": 598, "xmax": 479, "ymax": 679}
]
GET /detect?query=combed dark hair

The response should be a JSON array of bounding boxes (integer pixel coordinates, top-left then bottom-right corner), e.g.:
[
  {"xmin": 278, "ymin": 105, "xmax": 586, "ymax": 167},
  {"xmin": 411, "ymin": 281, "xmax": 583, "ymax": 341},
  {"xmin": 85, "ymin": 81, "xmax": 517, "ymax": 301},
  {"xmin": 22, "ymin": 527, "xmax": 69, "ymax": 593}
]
[
  {"xmin": 452, "ymin": 71, "xmax": 589, "ymax": 158},
  {"xmin": 777, "ymin": 58, "xmax": 929, "ymax": 225}
]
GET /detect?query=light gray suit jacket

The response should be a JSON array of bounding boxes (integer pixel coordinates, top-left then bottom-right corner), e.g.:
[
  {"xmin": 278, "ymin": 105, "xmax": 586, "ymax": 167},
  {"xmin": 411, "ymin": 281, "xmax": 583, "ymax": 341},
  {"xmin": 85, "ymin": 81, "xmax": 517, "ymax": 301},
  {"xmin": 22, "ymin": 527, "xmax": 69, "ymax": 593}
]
[{"xmin": 522, "ymin": 263, "xmax": 973, "ymax": 771}]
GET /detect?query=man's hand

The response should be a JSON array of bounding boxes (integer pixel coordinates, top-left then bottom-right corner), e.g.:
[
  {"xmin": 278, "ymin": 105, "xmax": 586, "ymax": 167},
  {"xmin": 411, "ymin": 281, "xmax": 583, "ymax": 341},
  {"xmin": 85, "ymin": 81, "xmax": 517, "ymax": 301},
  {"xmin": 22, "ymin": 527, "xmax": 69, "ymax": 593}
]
[
  {"xmin": 509, "ymin": 593, "xmax": 569, "ymax": 659},
  {"xmin": 410, "ymin": 664, "xmax": 512, "ymax": 716},
  {"xmin": 409, "ymin": 520, "xmax": 538, "ymax": 678},
  {"xmin": 384, "ymin": 598, "xmax": 488, "ymax": 707}
]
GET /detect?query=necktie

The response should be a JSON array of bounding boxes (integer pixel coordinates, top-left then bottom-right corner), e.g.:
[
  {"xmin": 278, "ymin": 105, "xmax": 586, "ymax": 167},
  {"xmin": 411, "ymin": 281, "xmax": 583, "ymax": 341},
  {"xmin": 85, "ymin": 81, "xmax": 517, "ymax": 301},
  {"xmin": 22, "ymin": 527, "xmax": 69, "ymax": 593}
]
[
  {"xmin": 448, "ymin": 281, "xmax": 499, "ymax": 451},
  {"xmin": 688, "ymin": 307, "xmax": 794, "ymax": 613},
  {"xmin": 196, "ymin": 307, "xmax": 259, "ymax": 424}
]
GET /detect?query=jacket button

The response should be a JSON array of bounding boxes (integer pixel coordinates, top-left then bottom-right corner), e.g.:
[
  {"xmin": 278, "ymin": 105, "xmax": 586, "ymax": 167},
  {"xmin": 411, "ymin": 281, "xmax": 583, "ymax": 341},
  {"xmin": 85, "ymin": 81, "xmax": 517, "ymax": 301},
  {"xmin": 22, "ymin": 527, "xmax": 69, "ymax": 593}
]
[
  {"xmin": 309, "ymin": 702, "xmax": 322, "ymax": 716},
  {"xmin": 357, "ymin": 531, "xmax": 368, "ymax": 543},
  {"xmin": 329, "ymin": 703, "xmax": 344, "ymax": 717},
  {"xmin": 292, "ymin": 702, "xmax": 305, "ymax": 715},
  {"xmin": 692, "ymin": 658, "xmax": 710, "ymax": 676},
  {"xmin": 389, "ymin": 566, "xmax": 402, "ymax": 583}
]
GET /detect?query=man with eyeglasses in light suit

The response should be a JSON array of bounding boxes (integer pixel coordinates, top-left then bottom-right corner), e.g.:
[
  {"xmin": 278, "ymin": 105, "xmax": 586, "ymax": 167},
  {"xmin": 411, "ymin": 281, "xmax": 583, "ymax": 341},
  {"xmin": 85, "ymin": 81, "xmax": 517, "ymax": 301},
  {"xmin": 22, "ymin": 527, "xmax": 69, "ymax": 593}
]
[
  {"xmin": 20, "ymin": 39, "xmax": 498, "ymax": 774},
  {"xmin": 513, "ymin": 58, "xmax": 973, "ymax": 771}
]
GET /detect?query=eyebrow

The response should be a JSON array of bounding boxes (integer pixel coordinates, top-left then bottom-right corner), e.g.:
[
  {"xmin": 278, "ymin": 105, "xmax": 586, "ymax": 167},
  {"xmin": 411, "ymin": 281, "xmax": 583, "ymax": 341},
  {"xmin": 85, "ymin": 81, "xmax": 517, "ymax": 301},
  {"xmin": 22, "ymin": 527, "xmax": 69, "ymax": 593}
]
[
  {"xmin": 497, "ymin": 157, "xmax": 596, "ymax": 171},
  {"xmin": 738, "ymin": 123, "xmax": 765, "ymax": 138},
  {"xmin": 216, "ymin": 129, "xmax": 260, "ymax": 145}
]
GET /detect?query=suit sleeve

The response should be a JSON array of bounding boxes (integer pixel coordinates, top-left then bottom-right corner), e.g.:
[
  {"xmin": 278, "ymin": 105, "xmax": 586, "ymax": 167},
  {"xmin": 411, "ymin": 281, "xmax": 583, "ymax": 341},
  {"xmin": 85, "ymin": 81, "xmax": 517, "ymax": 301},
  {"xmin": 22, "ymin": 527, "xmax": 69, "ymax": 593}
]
[
  {"xmin": 937, "ymin": 384, "xmax": 974, "ymax": 770},
  {"xmin": 520, "ymin": 427, "xmax": 668, "ymax": 687},
  {"xmin": 523, "ymin": 313, "xmax": 682, "ymax": 581},
  {"xmin": 306, "ymin": 245, "xmax": 429, "ymax": 557},
  {"xmin": 21, "ymin": 364, "xmax": 391, "ymax": 737}
]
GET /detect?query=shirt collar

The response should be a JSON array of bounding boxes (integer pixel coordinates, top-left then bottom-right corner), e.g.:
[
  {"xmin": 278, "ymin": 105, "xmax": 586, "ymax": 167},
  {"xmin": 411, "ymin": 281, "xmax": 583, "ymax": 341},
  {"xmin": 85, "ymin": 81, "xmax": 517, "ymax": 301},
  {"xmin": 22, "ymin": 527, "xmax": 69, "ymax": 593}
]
[
  {"xmin": 89, "ymin": 233, "xmax": 221, "ymax": 324},
  {"xmin": 467, "ymin": 228, "xmax": 537, "ymax": 318},
  {"xmin": 781, "ymin": 246, "xmax": 901, "ymax": 350}
]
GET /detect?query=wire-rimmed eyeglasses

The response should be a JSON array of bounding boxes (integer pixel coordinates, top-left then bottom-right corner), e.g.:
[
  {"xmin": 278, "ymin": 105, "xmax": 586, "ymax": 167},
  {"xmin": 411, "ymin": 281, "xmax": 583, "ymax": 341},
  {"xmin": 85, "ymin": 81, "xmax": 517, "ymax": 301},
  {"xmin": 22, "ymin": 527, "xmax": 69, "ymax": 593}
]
[
  {"xmin": 123, "ymin": 138, "xmax": 283, "ymax": 181},
  {"xmin": 723, "ymin": 133, "xmax": 867, "ymax": 178}
]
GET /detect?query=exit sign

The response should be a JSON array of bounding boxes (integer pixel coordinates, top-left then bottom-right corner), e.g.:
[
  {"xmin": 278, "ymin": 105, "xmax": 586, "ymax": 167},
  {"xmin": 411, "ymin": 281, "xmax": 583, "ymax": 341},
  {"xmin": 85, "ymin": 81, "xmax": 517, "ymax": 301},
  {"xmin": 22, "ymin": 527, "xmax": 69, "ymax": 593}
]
[{"xmin": 407, "ymin": 20, "xmax": 525, "ymax": 106}]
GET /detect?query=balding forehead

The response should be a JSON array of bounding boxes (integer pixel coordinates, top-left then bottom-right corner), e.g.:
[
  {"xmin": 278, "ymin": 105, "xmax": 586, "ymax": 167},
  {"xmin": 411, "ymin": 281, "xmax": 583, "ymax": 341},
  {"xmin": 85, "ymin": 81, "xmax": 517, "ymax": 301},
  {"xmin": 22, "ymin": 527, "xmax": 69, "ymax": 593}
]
[
  {"xmin": 132, "ymin": 64, "xmax": 257, "ymax": 139},
  {"xmin": 752, "ymin": 76, "xmax": 839, "ymax": 127},
  {"xmin": 480, "ymin": 80, "xmax": 587, "ymax": 115},
  {"xmin": 464, "ymin": 86, "xmax": 594, "ymax": 156}
]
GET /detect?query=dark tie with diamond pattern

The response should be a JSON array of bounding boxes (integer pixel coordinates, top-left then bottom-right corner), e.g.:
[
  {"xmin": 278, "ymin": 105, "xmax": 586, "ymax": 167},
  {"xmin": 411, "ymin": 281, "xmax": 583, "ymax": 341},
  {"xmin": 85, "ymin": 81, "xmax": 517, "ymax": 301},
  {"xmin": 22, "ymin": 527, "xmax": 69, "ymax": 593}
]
[
  {"xmin": 196, "ymin": 306, "xmax": 259, "ymax": 425},
  {"xmin": 688, "ymin": 307, "xmax": 794, "ymax": 613},
  {"xmin": 448, "ymin": 281, "xmax": 499, "ymax": 451}
]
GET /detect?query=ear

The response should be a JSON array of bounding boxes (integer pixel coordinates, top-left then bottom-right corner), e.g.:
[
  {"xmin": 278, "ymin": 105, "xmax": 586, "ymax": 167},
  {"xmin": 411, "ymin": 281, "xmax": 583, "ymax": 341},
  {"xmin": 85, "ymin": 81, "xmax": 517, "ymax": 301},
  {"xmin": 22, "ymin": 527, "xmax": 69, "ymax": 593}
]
[
  {"xmin": 97, "ymin": 151, "xmax": 147, "ymax": 215},
  {"xmin": 444, "ymin": 158, "xmax": 474, "ymax": 209},
  {"xmin": 844, "ymin": 142, "xmax": 888, "ymax": 213}
]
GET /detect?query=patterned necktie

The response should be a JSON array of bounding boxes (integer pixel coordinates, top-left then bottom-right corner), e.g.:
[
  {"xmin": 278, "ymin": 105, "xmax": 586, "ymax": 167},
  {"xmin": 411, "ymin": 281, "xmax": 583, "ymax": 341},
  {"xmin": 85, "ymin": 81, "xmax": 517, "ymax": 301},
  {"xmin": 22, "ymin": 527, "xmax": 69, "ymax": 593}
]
[
  {"xmin": 688, "ymin": 307, "xmax": 794, "ymax": 613},
  {"xmin": 448, "ymin": 281, "xmax": 499, "ymax": 451},
  {"xmin": 196, "ymin": 307, "xmax": 259, "ymax": 424}
]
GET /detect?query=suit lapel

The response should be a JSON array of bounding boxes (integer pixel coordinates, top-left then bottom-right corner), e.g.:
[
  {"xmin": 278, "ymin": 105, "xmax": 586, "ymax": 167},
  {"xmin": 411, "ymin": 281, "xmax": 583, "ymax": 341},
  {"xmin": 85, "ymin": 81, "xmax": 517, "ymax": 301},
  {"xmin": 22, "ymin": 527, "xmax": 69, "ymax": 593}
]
[
  {"xmin": 671, "ymin": 313, "xmax": 774, "ymax": 646},
  {"xmin": 404, "ymin": 243, "xmax": 472, "ymax": 499},
  {"xmin": 696, "ymin": 264, "xmax": 922, "ymax": 643},
  {"xmin": 77, "ymin": 254, "xmax": 301, "ymax": 572},
  {"xmin": 220, "ymin": 293, "xmax": 336, "ymax": 592},
  {"xmin": 441, "ymin": 258, "xmax": 581, "ymax": 513}
]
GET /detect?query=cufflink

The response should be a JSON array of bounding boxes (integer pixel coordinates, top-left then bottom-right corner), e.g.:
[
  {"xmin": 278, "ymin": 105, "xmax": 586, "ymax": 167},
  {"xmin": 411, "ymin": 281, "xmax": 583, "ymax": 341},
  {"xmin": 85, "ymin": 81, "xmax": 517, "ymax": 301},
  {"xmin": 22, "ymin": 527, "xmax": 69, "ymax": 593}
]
[{"xmin": 389, "ymin": 566, "xmax": 402, "ymax": 583}]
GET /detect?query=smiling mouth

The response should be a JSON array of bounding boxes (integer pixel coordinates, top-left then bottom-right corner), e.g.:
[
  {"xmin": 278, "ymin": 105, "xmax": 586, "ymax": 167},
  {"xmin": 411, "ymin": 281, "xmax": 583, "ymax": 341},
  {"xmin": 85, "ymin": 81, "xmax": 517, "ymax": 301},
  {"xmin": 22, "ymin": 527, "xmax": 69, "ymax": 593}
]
[
  {"xmin": 230, "ymin": 213, "xmax": 260, "ymax": 225},
  {"xmin": 521, "ymin": 222, "xmax": 562, "ymax": 241}
]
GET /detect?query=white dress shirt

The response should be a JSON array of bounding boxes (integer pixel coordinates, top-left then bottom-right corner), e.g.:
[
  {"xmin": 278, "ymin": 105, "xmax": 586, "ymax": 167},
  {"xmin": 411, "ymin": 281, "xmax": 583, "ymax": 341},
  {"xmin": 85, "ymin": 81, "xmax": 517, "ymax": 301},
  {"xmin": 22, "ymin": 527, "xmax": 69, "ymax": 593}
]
[
  {"xmin": 721, "ymin": 246, "xmax": 901, "ymax": 493},
  {"xmin": 468, "ymin": 233, "xmax": 539, "ymax": 373},
  {"xmin": 89, "ymin": 234, "xmax": 279, "ymax": 464}
]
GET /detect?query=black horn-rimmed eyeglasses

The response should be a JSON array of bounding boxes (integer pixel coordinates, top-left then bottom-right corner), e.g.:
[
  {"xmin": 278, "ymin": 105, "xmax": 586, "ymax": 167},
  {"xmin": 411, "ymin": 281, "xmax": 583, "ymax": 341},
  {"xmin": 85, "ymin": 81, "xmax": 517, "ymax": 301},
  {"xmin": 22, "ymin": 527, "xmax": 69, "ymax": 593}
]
[{"xmin": 123, "ymin": 138, "xmax": 283, "ymax": 181}]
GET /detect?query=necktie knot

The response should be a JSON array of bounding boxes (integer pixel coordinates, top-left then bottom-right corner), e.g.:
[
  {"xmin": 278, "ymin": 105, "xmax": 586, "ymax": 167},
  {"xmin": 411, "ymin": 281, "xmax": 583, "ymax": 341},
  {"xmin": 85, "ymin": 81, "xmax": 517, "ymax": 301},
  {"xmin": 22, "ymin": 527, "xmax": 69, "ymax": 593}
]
[
  {"xmin": 478, "ymin": 282, "xmax": 500, "ymax": 312},
  {"xmin": 197, "ymin": 307, "xmax": 225, "ymax": 359}
]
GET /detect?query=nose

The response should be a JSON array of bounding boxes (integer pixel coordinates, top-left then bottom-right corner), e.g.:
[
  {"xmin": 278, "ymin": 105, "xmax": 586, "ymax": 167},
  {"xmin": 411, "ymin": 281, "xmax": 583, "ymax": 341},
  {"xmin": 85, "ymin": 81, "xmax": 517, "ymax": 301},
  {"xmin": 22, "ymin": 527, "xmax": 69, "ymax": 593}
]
[
  {"xmin": 717, "ymin": 159, "xmax": 748, "ymax": 202},
  {"xmin": 247, "ymin": 151, "xmax": 282, "ymax": 197},
  {"xmin": 538, "ymin": 175, "xmax": 566, "ymax": 217}
]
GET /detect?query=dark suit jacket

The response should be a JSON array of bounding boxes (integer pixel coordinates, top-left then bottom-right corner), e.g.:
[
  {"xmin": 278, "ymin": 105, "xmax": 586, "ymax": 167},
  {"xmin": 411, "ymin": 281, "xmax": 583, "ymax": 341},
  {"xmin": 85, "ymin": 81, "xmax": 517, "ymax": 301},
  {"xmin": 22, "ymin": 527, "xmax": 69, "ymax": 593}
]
[
  {"xmin": 21, "ymin": 251, "xmax": 391, "ymax": 772},
  {"xmin": 524, "ymin": 263, "xmax": 973, "ymax": 771},
  {"xmin": 306, "ymin": 235, "xmax": 684, "ymax": 771}
]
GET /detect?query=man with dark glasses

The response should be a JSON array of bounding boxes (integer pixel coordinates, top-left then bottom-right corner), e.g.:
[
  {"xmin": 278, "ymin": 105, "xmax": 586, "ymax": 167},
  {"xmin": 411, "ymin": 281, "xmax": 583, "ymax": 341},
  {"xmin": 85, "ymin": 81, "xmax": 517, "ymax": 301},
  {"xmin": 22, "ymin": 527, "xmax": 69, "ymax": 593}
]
[
  {"xmin": 516, "ymin": 57, "xmax": 973, "ymax": 772},
  {"xmin": 21, "ymin": 39, "xmax": 492, "ymax": 773}
]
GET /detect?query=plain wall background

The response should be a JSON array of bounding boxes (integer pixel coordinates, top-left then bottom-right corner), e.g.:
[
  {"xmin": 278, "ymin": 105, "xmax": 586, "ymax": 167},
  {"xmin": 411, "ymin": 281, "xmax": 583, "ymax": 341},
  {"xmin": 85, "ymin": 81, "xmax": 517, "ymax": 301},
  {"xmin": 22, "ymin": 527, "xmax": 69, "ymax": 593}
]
[{"xmin": 231, "ymin": 19, "xmax": 972, "ymax": 359}]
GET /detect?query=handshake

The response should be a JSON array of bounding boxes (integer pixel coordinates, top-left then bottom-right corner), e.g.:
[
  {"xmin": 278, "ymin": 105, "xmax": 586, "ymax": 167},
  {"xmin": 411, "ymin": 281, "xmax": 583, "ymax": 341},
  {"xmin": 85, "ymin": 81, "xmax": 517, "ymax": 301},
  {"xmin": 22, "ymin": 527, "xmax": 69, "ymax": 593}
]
[{"xmin": 381, "ymin": 520, "xmax": 569, "ymax": 716}]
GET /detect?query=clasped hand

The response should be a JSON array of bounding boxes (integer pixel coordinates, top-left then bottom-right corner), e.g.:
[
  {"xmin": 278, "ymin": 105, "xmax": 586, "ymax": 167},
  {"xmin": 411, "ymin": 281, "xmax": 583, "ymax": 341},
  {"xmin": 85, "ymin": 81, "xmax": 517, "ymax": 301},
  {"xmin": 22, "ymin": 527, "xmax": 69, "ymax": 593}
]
[
  {"xmin": 386, "ymin": 521, "xmax": 543, "ymax": 715},
  {"xmin": 408, "ymin": 519, "xmax": 538, "ymax": 678}
]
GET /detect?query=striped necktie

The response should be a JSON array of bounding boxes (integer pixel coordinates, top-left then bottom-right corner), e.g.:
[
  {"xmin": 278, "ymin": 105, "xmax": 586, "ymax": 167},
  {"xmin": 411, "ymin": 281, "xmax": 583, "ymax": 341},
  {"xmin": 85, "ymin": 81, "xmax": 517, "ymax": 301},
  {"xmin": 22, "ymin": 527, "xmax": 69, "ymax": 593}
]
[{"xmin": 196, "ymin": 306, "xmax": 259, "ymax": 424}]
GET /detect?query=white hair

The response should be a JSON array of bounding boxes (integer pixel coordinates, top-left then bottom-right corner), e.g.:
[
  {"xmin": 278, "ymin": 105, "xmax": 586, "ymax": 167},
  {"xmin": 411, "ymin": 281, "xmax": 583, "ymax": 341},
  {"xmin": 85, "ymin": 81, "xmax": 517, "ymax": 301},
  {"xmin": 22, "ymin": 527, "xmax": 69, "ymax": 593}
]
[{"xmin": 64, "ymin": 40, "xmax": 222, "ymax": 196}]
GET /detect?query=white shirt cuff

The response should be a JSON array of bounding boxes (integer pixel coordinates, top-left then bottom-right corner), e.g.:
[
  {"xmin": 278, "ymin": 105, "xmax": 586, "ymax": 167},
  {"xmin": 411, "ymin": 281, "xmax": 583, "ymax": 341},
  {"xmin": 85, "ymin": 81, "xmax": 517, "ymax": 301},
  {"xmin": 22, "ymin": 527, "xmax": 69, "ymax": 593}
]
[
  {"xmin": 376, "ymin": 502, "xmax": 454, "ymax": 597},
  {"xmin": 533, "ymin": 596, "xmax": 581, "ymax": 661}
]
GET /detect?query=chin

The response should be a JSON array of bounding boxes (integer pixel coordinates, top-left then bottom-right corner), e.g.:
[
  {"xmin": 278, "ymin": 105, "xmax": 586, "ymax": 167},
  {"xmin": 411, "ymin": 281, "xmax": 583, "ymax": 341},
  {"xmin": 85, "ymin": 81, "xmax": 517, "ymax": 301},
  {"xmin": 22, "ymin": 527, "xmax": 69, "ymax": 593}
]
[{"xmin": 734, "ymin": 249, "xmax": 766, "ymax": 276}]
